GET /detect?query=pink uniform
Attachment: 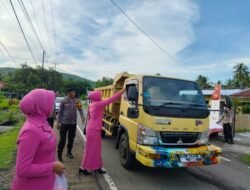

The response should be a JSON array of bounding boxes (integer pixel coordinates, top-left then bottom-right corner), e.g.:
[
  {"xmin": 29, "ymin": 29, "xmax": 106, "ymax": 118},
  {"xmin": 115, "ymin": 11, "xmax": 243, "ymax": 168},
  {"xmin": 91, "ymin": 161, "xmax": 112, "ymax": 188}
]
[
  {"xmin": 81, "ymin": 91, "xmax": 123, "ymax": 170},
  {"xmin": 12, "ymin": 89, "xmax": 56, "ymax": 190}
]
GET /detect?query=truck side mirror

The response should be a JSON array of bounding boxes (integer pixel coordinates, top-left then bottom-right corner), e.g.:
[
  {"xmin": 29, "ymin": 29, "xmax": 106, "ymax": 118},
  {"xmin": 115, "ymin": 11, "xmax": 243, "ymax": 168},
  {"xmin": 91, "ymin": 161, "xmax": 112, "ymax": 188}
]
[
  {"xmin": 127, "ymin": 86, "xmax": 138, "ymax": 102},
  {"xmin": 204, "ymin": 109, "xmax": 210, "ymax": 117},
  {"xmin": 127, "ymin": 107, "xmax": 139, "ymax": 118}
]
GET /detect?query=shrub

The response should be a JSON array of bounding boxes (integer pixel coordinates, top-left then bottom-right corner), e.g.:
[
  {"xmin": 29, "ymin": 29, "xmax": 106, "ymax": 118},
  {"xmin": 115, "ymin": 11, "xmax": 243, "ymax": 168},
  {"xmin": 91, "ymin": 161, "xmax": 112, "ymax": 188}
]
[
  {"xmin": 80, "ymin": 94, "xmax": 87, "ymax": 100},
  {"xmin": 0, "ymin": 96, "xmax": 21, "ymax": 124},
  {"xmin": 0, "ymin": 99, "xmax": 9, "ymax": 110},
  {"xmin": 242, "ymin": 105, "xmax": 250, "ymax": 114}
]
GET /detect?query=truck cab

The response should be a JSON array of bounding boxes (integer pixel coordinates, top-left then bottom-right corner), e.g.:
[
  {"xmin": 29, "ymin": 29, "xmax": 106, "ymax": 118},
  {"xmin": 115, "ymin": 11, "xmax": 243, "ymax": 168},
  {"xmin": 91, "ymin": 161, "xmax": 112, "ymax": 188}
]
[{"xmin": 118, "ymin": 75, "xmax": 221, "ymax": 168}]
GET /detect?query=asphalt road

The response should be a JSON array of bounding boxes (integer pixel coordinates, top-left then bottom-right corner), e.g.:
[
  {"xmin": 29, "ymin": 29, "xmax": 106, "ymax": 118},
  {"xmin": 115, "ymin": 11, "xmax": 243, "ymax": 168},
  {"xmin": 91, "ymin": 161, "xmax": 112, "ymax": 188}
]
[
  {"xmin": 77, "ymin": 113, "xmax": 250, "ymax": 190},
  {"xmin": 98, "ymin": 137, "xmax": 250, "ymax": 190}
]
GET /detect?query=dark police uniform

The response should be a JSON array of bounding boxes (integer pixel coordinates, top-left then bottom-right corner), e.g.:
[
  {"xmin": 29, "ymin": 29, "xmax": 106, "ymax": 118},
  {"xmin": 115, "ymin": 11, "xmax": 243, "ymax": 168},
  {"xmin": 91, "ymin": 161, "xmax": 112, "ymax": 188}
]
[{"xmin": 57, "ymin": 96, "xmax": 84, "ymax": 160}]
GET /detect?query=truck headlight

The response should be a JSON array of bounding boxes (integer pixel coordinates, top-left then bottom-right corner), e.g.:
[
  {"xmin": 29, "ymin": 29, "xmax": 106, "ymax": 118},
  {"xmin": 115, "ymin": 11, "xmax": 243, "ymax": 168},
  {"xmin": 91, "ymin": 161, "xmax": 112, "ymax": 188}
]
[
  {"xmin": 197, "ymin": 128, "xmax": 209, "ymax": 145},
  {"xmin": 137, "ymin": 124, "xmax": 159, "ymax": 145}
]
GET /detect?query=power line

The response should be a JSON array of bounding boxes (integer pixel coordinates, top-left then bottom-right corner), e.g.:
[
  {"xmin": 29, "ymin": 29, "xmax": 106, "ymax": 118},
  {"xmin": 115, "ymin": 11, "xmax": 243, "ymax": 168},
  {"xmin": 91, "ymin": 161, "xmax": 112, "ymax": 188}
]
[
  {"xmin": 29, "ymin": 0, "xmax": 43, "ymax": 42},
  {"xmin": 42, "ymin": 0, "xmax": 51, "ymax": 53},
  {"xmin": 0, "ymin": 40, "xmax": 19, "ymax": 67},
  {"xmin": 0, "ymin": 0, "xmax": 16, "ymax": 23},
  {"xmin": 108, "ymin": 0, "xmax": 193, "ymax": 74},
  {"xmin": 50, "ymin": 0, "xmax": 58, "ymax": 70},
  {"xmin": 18, "ymin": 0, "xmax": 45, "ymax": 51},
  {"xmin": 9, "ymin": 0, "xmax": 38, "ymax": 65}
]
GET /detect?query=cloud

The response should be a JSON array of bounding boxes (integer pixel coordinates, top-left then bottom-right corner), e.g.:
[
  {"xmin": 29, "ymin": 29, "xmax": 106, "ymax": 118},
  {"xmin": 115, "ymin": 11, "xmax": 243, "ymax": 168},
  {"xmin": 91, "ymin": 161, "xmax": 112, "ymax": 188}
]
[
  {"xmin": 188, "ymin": 56, "xmax": 250, "ymax": 82},
  {"xmin": 0, "ymin": 0, "xmax": 199, "ymax": 81}
]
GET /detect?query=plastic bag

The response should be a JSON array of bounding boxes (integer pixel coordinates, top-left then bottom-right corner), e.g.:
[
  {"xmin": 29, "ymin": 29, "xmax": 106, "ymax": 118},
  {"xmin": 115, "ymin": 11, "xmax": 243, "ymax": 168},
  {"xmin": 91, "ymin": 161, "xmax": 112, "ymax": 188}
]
[{"xmin": 53, "ymin": 173, "xmax": 68, "ymax": 190}]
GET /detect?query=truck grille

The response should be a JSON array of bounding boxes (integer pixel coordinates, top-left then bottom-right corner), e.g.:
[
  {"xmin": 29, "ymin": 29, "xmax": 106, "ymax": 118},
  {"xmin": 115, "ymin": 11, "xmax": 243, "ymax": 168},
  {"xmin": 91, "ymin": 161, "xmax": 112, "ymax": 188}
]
[{"xmin": 160, "ymin": 132, "xmax": 200, "ymax": 145}]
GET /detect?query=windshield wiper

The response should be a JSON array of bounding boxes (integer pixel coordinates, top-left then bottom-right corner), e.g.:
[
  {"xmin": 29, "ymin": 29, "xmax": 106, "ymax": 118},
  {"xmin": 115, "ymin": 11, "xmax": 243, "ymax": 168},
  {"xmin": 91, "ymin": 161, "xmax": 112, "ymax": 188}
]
[
  {"xmin": 159, "ymin": 101, "xmax": 185, "ymax": 108},
  {"xmin": 186, "ymin": 103, "xmax": 206, "ymax": 107},
  {"xmin": 158, "ymin": 102, "xmax": 207, "ymax": 110}
]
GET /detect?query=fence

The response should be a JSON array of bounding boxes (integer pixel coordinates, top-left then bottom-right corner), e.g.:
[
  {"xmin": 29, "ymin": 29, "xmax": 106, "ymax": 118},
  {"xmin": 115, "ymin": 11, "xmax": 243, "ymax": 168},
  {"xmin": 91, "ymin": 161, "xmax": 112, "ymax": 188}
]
[{"xmin": 235, "ymin": 114, "xmax": 250, "ymax": 131}]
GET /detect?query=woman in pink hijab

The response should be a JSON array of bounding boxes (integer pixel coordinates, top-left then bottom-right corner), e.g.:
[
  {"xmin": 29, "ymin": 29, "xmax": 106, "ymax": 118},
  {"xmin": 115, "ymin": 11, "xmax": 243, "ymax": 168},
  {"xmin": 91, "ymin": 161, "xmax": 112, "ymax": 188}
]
[
  {"xmin": 12, "ymin": 89, "xmax": 65, "ymax": 190},
  {"xmin": 79, "ymin": 88, "xmax": 125, "ymax": 175}
]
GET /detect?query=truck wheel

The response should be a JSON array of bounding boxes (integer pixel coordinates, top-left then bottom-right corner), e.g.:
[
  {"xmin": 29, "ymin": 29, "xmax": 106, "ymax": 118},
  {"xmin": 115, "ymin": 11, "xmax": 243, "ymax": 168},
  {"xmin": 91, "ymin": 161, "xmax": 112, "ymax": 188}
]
[{"xmin": 119, "ymin": 133, "xmax": 135, "ymax": 169}]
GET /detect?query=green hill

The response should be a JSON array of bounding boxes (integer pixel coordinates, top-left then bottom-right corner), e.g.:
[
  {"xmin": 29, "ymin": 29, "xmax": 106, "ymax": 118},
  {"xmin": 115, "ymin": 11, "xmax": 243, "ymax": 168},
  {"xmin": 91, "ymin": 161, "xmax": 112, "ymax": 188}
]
[
  {"xmin": 0, "ymin": 67, "xmax": 95, "ymax": 86},
  {"xmin": 62, "ymin": 73, "xmax": 94, "ymax": 86},
  {"xmin": 0, "ymin": 67, "xmax": 16, "ymax": 76}
]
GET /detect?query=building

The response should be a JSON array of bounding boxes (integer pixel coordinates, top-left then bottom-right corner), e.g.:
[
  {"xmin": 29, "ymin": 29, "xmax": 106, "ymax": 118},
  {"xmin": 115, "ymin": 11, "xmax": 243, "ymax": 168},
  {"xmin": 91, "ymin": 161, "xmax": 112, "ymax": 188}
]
[{"xmin": 231, "ymin": 88, "xmax": 250, "ymax": 105}]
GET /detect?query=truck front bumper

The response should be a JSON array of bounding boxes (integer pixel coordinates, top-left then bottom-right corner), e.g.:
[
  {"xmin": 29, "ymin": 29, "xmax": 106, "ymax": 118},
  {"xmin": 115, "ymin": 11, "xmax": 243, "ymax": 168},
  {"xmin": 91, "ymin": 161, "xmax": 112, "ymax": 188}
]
[{"xmin": 136, "ymin": 144, "xmax": 221, "ymax": 168}]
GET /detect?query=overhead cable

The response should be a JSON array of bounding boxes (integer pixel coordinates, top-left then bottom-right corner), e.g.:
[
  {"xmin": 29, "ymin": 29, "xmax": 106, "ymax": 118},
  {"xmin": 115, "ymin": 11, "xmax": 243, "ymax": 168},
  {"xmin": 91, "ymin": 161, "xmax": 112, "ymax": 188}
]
[
  {"xmin": 109, "ymin": 0, "xmax": 193, "ymax": 74},
  {"xmin": 9, "ymin": 0, "xmax": 38, "ymax": 65}
]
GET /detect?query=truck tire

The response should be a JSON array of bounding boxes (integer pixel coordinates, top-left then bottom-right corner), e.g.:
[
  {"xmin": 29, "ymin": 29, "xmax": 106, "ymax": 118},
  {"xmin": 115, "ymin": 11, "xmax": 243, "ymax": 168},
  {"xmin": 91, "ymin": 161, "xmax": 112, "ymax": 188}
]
[{"xmin": 119, "ymin": 133, "xmax": 135, "ymax": 169}]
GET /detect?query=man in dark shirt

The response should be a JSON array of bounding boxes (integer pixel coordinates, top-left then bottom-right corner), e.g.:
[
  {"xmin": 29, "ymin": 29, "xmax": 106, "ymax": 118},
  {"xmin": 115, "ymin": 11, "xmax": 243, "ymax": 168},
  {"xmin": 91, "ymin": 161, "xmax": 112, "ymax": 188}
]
[{"xmin": 57, "ymin": 88, "xmax": 85, "ymax": 162}]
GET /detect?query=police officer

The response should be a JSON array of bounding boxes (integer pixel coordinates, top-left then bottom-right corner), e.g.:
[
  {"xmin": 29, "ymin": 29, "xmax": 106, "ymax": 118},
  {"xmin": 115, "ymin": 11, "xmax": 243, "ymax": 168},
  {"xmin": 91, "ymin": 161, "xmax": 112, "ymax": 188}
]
[
  {"xmin": 57, "ymin": 88, "xmax": 85, "ymax": 161},
  {"xmin": 217, "ymin": 102, "xmax": 234, "ymax": 144}
]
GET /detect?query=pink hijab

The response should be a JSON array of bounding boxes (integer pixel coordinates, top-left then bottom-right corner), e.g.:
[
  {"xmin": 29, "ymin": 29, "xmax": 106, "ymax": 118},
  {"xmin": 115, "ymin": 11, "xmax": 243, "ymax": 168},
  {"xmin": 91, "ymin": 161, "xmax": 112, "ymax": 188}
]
[
  {"xmin": 19, "ymin": 89, "xmax": 55, "ymax": 123},
  {"xmin": 88, "ymin": 91, "xmax": 102, "ymax": 102}
]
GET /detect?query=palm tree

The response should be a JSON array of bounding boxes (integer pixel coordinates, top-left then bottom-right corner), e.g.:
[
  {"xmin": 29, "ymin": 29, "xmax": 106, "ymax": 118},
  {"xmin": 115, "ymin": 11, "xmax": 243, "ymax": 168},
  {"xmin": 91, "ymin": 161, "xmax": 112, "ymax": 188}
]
[
  {"xmin": 225, "ymin": 79, "xmax": 235, "ymax": 88},
  {"xmin": 233, "ymin": 63, "xmax": 250, "ymax": 88},
  {"xmin": 195, "ymin": 75, "xmax": 211, "ymax": 89}
]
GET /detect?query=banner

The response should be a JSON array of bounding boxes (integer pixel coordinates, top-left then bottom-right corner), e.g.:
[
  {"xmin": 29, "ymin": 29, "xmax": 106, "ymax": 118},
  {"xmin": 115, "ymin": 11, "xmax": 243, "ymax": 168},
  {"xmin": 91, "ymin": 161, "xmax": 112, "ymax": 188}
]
[{"xmin": 209, "ymin": 84, "xmax": 223, "ymax": 134}]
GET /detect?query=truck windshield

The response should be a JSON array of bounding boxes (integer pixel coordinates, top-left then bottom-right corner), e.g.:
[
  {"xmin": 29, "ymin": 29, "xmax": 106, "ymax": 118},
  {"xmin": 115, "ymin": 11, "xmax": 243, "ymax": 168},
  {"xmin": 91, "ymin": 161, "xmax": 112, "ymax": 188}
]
[{"xmin": 143, "ymin": 77, "xmax": 209, "ymax": 118}]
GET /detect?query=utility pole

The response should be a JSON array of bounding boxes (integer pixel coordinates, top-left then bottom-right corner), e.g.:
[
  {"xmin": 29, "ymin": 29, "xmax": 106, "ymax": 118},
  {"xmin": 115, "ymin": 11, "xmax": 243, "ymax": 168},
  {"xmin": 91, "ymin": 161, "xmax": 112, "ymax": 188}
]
[
  {"xmin": 53, "ymin": 62, "xmax": 57, "ymax": 91},
  {"xmin": 41, "ymin": 50, "xmax": 45, "ymax": 88}
]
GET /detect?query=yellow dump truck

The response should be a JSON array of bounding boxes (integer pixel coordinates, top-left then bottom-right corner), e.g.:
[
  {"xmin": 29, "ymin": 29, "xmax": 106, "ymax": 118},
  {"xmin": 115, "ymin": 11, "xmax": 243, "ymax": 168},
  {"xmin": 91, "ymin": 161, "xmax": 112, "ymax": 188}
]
[{"xmin": 95, "ymin": 73, "xmax": 221, "ymax": 169}]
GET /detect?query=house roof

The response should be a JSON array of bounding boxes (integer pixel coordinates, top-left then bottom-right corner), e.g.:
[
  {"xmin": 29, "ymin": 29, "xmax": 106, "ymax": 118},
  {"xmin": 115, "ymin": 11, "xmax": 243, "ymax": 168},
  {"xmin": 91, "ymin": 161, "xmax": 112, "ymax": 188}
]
[
  {"xmin": 202, "ymin": 89, "xmax": 242, "ymax": 96},
  {"xmin": 231, "ymin": 89, "xmax": 250, "ymax": 97}
]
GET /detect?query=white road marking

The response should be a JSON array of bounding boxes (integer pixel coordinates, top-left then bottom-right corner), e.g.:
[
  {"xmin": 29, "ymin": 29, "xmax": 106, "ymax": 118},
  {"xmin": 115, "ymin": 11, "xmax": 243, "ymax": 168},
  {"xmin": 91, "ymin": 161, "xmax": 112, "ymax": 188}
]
[
  {"xmin": 233, "ymin": 138, "xmax": 241, "ymax": 141},
  {"xmin": 103, "ymin": 173, "xmax": 118, "ymax": 190},
  {"xmin": 76, "ymin": 125, "xmax": 86, "ymax": 141},
  {"xmin": 219, "ymin": 156, "xmax": 231, "ymax": 162},
  {"xmin": 76, "ymin": 124, "xmax": 118, "ymax": 190},
  {"xmin": 248, "ymin": 167, "xmax": 250, "ymax": 169},
  {"xmin": 238, "ymin": 133, "xmax": 250, "ymax": 138}
]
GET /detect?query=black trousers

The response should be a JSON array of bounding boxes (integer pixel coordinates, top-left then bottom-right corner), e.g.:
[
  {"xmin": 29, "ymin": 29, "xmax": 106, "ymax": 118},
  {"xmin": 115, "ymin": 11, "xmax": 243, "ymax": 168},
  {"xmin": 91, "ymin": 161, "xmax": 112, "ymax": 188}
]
[
  {"xmin": 47, "ymin": 118, "xmax": 54, "ymax": 128},
  {"xmin": 223, "ymin": 123, "xmax": 233, "ymax": 142},
  {"xmin": 57, "ymin": 124, "xmax": 76, "ymax": 156}
]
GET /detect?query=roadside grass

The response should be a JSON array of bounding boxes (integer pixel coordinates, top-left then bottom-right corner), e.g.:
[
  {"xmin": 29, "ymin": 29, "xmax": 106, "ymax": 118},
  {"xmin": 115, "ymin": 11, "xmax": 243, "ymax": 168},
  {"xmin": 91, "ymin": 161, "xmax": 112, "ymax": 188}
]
[
  {"xmin": 241, "ymin": 154, "xmax": 250, "ymax": 166},
  {"xmin": 0, "ymin": 122, "xmax": 23, "ymax": 169},
  {"xmin": 0, "ymin": 111, "xmax": 9, "ymax": 123}
]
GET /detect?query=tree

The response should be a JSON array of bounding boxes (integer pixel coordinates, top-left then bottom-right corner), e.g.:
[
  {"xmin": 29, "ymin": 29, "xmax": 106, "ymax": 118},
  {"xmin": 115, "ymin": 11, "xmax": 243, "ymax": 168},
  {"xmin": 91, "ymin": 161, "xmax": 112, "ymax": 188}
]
[
  {"xmin": 42, "ymin": 67, "xmax": 63, "ymax": 91},
  {"xmin": 217, "ymin": 80, "xmax": 222, "ymax": 85},
  {"xmin": 225, "ymin": 79, "xmax": 235, "ymax": 88},
  {"xmin": 2, "ymin": 64, "xmax": 64, "ymax": 94},
  {"xmin": 233, "ymin": 63, "xmax": 250, "ymax": 88},
  {"xmin": 95, "ymin": 77, "xmax": 113, "ymax": 88},
  {"xmin": 195, "ymin": 75, "xmax": 212, "ymax": 89},
  {"xmin": 63, "ymin": 79, "xmax": 92, "ymax": 97}
]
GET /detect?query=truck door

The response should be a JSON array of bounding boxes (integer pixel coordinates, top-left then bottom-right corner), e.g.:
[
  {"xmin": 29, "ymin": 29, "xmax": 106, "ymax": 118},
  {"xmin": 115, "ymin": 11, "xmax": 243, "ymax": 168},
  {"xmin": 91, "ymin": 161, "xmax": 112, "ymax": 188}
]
[{"xmin": 119, "ymin": 79, "xmax": 139, "ymax": 152}]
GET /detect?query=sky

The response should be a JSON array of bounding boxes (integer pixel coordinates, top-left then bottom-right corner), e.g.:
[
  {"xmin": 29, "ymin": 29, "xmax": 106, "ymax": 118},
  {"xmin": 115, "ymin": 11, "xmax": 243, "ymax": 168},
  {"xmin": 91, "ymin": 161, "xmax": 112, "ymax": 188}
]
[{"xmin": 0, "ymin": 0, "xmax": 250, "ymax": 82}]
